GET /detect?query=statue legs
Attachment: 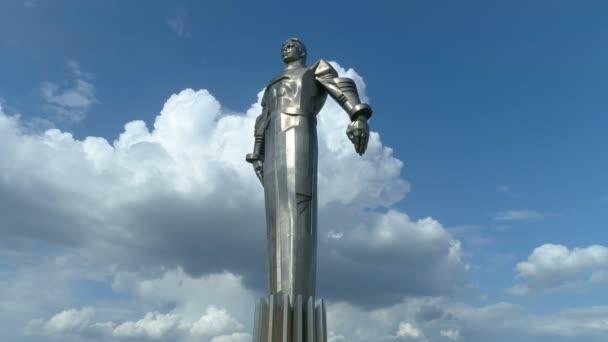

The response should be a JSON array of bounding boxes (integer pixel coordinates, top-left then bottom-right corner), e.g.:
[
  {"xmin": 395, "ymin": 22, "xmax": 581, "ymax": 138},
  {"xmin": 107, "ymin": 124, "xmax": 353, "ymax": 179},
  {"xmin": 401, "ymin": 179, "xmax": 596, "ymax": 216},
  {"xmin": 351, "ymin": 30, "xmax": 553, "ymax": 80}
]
[
  {"xmin": 254, "ymin": 112, "xmax": 325, "ymax": 342},
  {"xmin": 263, "ymin": 112, "xmax": 318, "ymax": 301}
]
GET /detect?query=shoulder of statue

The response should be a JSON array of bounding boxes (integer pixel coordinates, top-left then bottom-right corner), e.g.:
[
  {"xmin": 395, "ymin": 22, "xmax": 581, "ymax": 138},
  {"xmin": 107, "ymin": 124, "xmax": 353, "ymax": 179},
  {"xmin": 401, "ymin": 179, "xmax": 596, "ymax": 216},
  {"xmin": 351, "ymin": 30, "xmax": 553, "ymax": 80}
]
[{"xmin": 312, "ymin": 59, "xmax": 338, "ymax": 79}]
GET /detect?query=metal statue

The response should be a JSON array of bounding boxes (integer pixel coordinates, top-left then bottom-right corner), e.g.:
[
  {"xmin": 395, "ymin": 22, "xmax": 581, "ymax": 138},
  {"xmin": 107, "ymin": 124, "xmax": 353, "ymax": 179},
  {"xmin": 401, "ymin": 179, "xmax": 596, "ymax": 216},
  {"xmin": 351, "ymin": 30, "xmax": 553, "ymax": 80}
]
[{"xmin": 246, "ymin": 38, "xmax": 372, "ymax": 342}]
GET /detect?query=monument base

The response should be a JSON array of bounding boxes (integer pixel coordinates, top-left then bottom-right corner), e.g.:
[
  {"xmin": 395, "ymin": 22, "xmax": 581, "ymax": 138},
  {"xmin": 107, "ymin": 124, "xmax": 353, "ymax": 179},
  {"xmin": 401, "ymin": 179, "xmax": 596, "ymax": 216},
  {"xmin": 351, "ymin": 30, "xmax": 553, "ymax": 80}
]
[{"xmin": 252, "ymin": 293, "xmax": 327, "ymax": 342}]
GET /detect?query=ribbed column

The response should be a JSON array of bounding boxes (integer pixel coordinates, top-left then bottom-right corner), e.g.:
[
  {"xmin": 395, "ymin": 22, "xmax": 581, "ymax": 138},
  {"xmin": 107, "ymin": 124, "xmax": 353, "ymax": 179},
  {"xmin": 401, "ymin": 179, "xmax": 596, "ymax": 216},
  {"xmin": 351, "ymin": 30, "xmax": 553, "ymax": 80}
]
[{"xmin": 252, "ymin": 294, "xmax": 327, "ymax": 342}]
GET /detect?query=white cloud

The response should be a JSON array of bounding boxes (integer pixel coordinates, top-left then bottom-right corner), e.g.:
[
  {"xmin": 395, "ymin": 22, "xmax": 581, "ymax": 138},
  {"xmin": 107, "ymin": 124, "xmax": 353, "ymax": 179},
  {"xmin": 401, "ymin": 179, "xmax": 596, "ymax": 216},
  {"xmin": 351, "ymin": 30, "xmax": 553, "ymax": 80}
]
[
  {"xmin": 113, "ymin": 269, "xmax": 255, "ymax": 325},
  {"xmin": 495, "ymin": 210, "xmax": 544, "ymax": 221},
  {"xmin": 324, "ymin": 210, "xmax": 463, "ymax": 305},
  {"xmin": 19, "ymin": 267, "xmax": 608, "ymax": 342},
  {"xmin": 40, "ymin": 60, "xmax": 97, "ymax": 123},
  {"xmin": 0, "ymin": 64, "xmax": 459, "ymax": 340},
  {"xmin": 440, "ymin": 328, "xmax": 460, "ymax": 340},
  {"xmin": 0, "ymin": 64, "xmax": 458, "ymax": 308},
  {"xmin": 189, "ymin": 307, "xmax": 242, "ymax": 337},
  {"xmin": 509, "ymin": 244, "xmax": 608, "ymax": 295},
  {"xmin": 528, "ymin": 306, "xmax": 608, "ymax": 338},
  {"xmin": 210, "ymin": 333, "xmax": 251, "ymax": 342},
  {"xmin": 436, "ymin": 301, "xmax": 608, "ymax": 341},
  {"xmin": 0, "ymin": 55, "xmax": 604, "ymax": 342},
  {"xmin": 168, "ymin": 8, "xmax": 191, "ymax": 38},
  {"xmin": 396, "ymin": 322, "xmax": 423, "ymax": 339},
  {"xmin": 113, "ymin": 311, "xmax": 180, "ymax": 339},
  {"xmin": 328, "ymin": 331, "xmax": 347, "ymax": 342},
  {"xmin": 328, "ymin": 298, "xmax": 608, "ymax": 342},
  {"xmin": 336, "ymin": 211, "xmax": 457, "ymax": 262},
  {"xmin": 30, "ymin": 307, "xmax": 244, "ymax": 341},
  {"xmin": 43, "ymin": 307, "xmax": 94, "ymax": 335},
  {"xmin": 25, "ymin": 269, "xmax": 251, "ymax": 341}
]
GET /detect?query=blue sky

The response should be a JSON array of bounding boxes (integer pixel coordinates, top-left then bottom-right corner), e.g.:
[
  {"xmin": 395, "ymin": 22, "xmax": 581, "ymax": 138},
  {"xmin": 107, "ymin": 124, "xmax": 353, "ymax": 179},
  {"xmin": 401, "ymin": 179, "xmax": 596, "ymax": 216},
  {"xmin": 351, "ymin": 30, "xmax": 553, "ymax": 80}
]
[{"xmin": 1, "ymin": 1, "xmax": 607, "ymax": 342}]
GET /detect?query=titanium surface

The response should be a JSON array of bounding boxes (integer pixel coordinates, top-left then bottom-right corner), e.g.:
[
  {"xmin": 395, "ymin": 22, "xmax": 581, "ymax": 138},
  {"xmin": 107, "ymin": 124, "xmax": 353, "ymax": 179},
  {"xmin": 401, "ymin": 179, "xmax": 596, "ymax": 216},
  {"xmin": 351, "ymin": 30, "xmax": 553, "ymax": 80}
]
[
  {"xmin": 246, "ymin": 38, "xmax": 372, "ymax": 301},
  {"xmin": 246, "ymin": 38, "xmax": 372, "ymax": 342},
  {"xmin": 252, "ymin": 294, "xmax": 327, "ymax": 342}
]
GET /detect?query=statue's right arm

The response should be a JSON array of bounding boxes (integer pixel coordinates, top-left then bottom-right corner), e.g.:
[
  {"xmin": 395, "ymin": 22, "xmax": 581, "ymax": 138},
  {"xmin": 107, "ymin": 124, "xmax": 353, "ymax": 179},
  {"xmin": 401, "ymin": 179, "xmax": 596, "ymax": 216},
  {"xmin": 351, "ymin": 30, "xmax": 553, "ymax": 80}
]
[{"xmin": 246, "ymin": 97, "xmax": 268, "ymax": 185}]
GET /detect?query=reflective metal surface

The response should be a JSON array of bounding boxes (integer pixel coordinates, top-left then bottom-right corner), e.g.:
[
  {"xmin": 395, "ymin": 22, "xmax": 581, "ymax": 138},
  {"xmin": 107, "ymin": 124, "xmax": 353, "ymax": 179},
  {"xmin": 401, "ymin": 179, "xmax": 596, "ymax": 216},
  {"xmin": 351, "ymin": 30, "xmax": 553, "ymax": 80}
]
[
  {"xmin": 252, "ymin": 294, "xmax": 327, "ymax": 342},
  {"xmin": 247, "ymin": 38, "xmax": 373, "ymax": 302},
  {"xmin": 263, "ymin": 111, "xmax": 318, "ymax": 300},
  {"xmin": 246, "ymin": 38, "xmax": 372, "ymax": 341}
]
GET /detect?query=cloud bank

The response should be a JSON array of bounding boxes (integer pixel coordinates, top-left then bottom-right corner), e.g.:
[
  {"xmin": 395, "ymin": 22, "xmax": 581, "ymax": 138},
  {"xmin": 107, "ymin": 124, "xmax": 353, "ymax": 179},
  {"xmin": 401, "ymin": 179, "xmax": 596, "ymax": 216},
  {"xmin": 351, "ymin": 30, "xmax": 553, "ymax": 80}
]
[
  {"xmin": 0, "ymin": 63, "xmax": 468, "ymax": 340},
  {"xmin": 4, "ymin": 62, "xmax": 603, "ymax": 342}
]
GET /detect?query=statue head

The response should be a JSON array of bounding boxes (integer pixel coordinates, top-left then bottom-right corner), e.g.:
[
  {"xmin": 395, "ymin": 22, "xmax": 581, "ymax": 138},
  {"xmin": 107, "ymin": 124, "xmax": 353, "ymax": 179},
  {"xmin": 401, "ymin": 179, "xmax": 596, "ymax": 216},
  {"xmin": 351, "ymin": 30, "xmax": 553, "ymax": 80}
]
[{"xmin": 281, "ymin": 38, "xmax": 307, "ymax": 64}]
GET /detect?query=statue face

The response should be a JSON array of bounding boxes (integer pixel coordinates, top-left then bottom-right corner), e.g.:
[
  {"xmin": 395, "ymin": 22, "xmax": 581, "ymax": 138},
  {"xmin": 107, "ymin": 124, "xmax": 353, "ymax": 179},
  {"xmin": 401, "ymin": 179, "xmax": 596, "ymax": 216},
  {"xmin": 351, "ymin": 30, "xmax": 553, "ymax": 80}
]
[{"xmin": 281, "ymin": 40, "xmax": 305, "ymax": 64}]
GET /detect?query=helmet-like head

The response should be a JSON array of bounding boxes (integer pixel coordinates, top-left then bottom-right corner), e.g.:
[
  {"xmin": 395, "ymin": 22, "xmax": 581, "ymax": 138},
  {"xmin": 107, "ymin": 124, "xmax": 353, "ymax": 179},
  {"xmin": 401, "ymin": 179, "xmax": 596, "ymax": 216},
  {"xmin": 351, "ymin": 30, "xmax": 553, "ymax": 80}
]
[{"xmin": 281, "ymin": 38, "xmax": 307, "ymax": 64}]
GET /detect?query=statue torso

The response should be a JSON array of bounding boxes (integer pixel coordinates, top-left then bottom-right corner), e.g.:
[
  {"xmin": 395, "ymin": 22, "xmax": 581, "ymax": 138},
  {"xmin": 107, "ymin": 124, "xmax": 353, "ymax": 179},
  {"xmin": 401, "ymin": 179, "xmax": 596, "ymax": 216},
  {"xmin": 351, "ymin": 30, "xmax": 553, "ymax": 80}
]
[{"xmin": 263, "ymin": 64, "xmax": 328, "ymax": 116}]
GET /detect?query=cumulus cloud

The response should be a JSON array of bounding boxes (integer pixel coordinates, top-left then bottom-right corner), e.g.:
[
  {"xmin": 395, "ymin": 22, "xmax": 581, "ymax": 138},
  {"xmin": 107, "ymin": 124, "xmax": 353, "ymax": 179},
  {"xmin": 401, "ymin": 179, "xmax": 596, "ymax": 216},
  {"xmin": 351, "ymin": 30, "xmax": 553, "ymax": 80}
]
[
  {"xmin": 2, "ymin": 52, "xmax": 605, "ymax": 342},
  {"xmin": 113, "ymin": 312, "xmax": 180, "ymax": 339},
  {"xmin": 189, "ymin": 307, "xmax": 242, "ymax": 337},
  {"xmin": 30, "ymin": 308, "xmax": 245, "ymax": 342},
  {"xmin": 509, "ymin": 244, "xmax": 608, "ymax": 295},
  {"xmin": 40, "ymin": 60, "xmax": 97, "ymax": 123},
  {"xmin": 25, "ymin": 270, "xmax": 251, "ymax": 341},
  {"xmin": 0, "ymin": 63, "xmax": 461, "ymax": 308},
  {"xmin": 0, "ymin": 63, "xmax": 464, "ymax": 340},
  {"xmin": 321, "ymin": 210, "xmax": 463, "ymax": 306},
  {"xmin": 396, "ymin": 322, "xmax": 424, "ymax": 339},
  {"xmin": 327, "ymin": 297, "xmax": 608, "ymax": 342},
  {"xmin": 19, "ymin": 265, "xmax": 608, "ymax": 342},
  {"xmin": 494, "ymin": 210, "xmax": 545, "ymax": 221},
  {"xmin": 210, "ymin": 333, "xmax": 251, "ymax": 342},
  {"xmin": 440, "ymin": 329, "xmax": 460, "ymax": 340},
  {"xmin": 43, "ymin": 307, "xmax": 94, "ymax": 335}
]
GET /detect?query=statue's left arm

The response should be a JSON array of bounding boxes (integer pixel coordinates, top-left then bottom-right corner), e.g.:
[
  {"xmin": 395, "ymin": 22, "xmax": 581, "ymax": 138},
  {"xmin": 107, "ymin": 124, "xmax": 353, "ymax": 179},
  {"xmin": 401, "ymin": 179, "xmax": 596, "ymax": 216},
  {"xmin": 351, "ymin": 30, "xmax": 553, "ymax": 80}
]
[{"xmin": 313, "ymin": 60, "xmax": 373, "ymax": 155}]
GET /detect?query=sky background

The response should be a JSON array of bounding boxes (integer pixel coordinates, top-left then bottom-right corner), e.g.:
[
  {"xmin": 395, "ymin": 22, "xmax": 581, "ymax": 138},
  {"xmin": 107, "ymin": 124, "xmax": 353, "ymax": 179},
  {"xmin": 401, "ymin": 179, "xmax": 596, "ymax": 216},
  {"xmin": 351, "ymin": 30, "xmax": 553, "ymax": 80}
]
[{"xmin": 1, "ymin": 1, "xmax": 607, "ymax": 341}]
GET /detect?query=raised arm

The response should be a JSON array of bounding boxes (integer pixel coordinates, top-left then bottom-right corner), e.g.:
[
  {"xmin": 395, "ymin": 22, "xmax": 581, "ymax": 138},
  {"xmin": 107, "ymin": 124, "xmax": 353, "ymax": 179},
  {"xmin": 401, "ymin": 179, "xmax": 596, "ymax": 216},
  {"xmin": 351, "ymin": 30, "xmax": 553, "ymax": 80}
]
[{"xmin": 313, "ymin": 60, "xmax": 373, "ymax": 155}]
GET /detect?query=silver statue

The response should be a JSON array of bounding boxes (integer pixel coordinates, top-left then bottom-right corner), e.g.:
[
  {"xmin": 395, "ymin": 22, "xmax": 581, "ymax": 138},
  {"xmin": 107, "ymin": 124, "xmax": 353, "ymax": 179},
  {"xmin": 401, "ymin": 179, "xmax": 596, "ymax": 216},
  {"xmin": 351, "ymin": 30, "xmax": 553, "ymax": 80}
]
[{"xmin": 246, "ymin": 38, "xmax": 372, "ymax": 342}]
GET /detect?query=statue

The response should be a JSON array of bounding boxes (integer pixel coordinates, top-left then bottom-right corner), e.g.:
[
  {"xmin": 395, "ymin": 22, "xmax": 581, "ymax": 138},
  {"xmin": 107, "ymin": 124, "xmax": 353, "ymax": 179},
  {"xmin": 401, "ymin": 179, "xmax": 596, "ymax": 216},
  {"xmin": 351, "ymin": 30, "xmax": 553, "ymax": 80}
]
[{"xmin": 246, "ymin": 38, "xmax": 372, "ymax": 342}]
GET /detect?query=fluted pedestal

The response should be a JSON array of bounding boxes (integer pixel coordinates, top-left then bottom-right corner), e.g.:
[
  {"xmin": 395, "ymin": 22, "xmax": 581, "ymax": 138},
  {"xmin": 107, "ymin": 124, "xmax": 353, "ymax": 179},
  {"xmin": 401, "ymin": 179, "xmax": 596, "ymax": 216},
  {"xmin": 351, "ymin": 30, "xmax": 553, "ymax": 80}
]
[{"xmin": 252, "ymin": 293, "xmax": 327, "ymax": 342}]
